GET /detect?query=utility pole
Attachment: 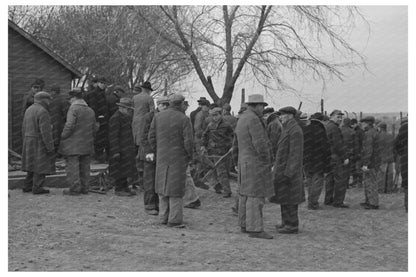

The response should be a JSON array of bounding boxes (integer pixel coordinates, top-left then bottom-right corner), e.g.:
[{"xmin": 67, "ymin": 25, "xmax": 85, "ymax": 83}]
[
  {"xmin": 320, "ymin": 99, "xmax": 324, "ymax": 114},
  {"xmin": 241, "ymin": 88, "xmax": 245, "ymax": 104},
  {"xmin": 163, "ymin": 79, "xmax": 167, "ymax": 96}
]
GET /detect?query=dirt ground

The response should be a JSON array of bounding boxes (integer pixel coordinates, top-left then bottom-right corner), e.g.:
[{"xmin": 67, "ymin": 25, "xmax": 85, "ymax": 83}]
[{"xmin": 8, "ymin": 181, "xmax": 407, "ymax": 271}]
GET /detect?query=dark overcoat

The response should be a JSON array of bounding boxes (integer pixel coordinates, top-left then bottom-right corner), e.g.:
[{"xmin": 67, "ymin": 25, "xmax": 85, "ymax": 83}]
[
  {"xmin": 266, "ymin": 114, "xmax": 283, "ymax": 160},
  {"xmin": 49, "ymin": 94, "xmax": 69, "ymax": 147},
  {"xmin": 148, "ymin": 106, "xmax": 193, "ymax": 198},
  {"xmin": 303, "ymin": 119, "xmax": 331, "ymax": 174},
  {"xmin": 58, "ymin": 100, "xmax": 97, "ymax": 156},
  {"xmin": 234, "ymin": 109, "xmax": 274, "ymax": 198},
  {"xmin": 326, "ymin": 120, "xmax": 346, "ymax": 164},
  {"xmin": 108, "ymin": 110, "xmax": 136, "ymax": 180},
  {"xmin": 138, "ymin": 111, "xmax": 155, "ymax": 161},
  {"xmin": 132, "ymin": 92, "xmax": 155, "ymax": 145},
  {"xmin": 21, "ymin": 102, "xmax": 55, "ymax": 174},
  {"xmin": 272, "ymin": 118, "xmax": 305, "ymax": 205},
  {"xmin": 361, "ymin": 126, "xmax": 381, "ymax": 169},
  {"xmin": 378, "ymin": 130, "xmax": 394, "ymax": 163}
]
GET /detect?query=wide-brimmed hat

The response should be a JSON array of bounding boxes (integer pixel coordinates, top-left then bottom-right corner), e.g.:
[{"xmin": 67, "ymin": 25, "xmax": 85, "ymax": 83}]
[
  {"xmin": 198, "ymin": 99, "xmax": 210, "ymax": 107},
  {"xmin": 156, "ymin": 96, "xmax": 170, "ymax": 105},
  {"xmin": 278, "ymin": 106, "xmax": 297, "ymax": 116},
  {"xmin": 330, "ymin": 109, "xmax": 344, "ymax": 116},
  {"xmin": 209, "ymin": 107, "xmax": 222, "ymax": 115},
  {"xmin": 169, "ymin": 94, "xmax": 185, "ymax": 104},
  {"xmin": 34, "ymin": 91, "xmax": 52, "ymax": 101},
  {"xmin": 141, "ymin": 81, "xmax": 154, "ymax": 91},
  {"xmin": 68, "ymin": 87, "xmax": 83, "ymax": 98},
  {"xmin": 360, "ymin": 116, "xmax": 375, "ymax": 124},
  {"xmin": 246, "ymin": 94, "xmax": 268, "ymax": 106},
  {"xmin": 116, "ymin": 98, "xmax": 134, "ymax": 109}
]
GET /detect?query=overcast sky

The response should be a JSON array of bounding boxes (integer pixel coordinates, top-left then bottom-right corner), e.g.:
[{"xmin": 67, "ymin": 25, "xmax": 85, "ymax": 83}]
[{"xmin": 184, "ymin": 5, "xmax": 408, "ymax": 115}]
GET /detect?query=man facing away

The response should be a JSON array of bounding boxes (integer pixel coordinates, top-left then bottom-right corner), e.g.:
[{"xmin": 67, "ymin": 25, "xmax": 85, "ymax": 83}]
[
  {"xmin": 21, "ymin": 91, "xmax": 55, "ymax": 194},
  {"xmin": 234, "ymin": 94, "xmax": 274, "ymax": 239},
  {"xmin": 148, "ymin": 94, "xmax": 193, "ymax": 228},
  {"xmin": 59, "ymin": 88, "xmax": 97, "ymax": 195}
]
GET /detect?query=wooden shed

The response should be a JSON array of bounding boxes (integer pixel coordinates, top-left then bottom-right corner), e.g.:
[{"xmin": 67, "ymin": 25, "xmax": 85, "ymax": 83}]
[{"xmin": 8, "ymin": 20, "xmax": 82, "ymax": 153}]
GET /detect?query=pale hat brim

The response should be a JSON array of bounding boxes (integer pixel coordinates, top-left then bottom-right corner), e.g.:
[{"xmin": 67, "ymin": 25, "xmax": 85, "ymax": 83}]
[{"xmin": 116, "ymin": 103, "xmax": 134, "ymax": 109}]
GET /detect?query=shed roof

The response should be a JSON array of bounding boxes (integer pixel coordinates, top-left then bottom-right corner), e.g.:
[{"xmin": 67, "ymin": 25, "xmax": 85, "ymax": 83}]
[{"xmin": 9, "ymin": 20, "xmax": 82, "ymax": 78}]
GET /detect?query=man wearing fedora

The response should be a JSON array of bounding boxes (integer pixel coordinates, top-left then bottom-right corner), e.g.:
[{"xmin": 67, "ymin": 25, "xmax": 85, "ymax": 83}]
[
  {"xmin": 271, "ymin": 106, "xmax": 305, "ymax": 234},
  {"xmin": 108, "ymin": 98, "xmax": 137, "ymax": 196},
  {"xmin": 324, "ymin": 109, "xmax": 350, "ymax": 208},
  {"xmin": 201, "ymin": 107, "xmax": 234, "ymax": 197},
  {"xmin": 138, "ymin": 96, "xmax": 170, "ymax": 214},
  {"xmin": 21, "ymin": 91, "xmax": 55, "ymax": 194},
  {"xmin": 132, "ymin": 81, "xmax": 155, "ymax": 189},
  {"xmin": 234, "ymin": 94, "xmax": 274, "ymax": 239},
  {"xmin": 59, "ymin": 88, "xmax": 97, "ymax": 195},
  {"xmin": 148, "ymin": 94, "xmax": 193, "ymax": 228},
  {"xmin": 84, "ymin": 76, "xmax": 110, "ymax": 163},
  {"xmin": 360, "ymin": 116, "xmax": 381, "ymax": 209}
]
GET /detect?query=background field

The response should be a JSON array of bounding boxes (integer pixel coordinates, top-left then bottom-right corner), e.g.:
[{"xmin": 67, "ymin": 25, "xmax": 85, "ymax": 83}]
[{"xmin": 8, "ymin": 181, "xmax": 407, "ymax": 271}]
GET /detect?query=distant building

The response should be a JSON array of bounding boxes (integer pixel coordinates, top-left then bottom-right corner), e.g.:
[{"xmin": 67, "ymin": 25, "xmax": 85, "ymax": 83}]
[{"xmin": 8, "ymin": 20, "xmax": 81, "ymax": 153}]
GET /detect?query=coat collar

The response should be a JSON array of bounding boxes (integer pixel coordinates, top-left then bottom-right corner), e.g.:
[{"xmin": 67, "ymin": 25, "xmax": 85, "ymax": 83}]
[{"xmin": 277, "ymin": 118, "xmax": 298, "ymax": 146}]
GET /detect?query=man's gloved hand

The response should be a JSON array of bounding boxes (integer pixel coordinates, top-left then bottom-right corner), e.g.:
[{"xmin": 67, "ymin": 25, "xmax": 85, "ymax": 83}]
[
  {"xmin": 344, "ymin": 159, "xmax": 350, "ymax": 165},
  {"xmin": 361, "ymin": 165, "xmax": 369, "ymax": 172},
  {"xmin": 146, "ymin": 153, "xmax": 155, "ymax": 162}
]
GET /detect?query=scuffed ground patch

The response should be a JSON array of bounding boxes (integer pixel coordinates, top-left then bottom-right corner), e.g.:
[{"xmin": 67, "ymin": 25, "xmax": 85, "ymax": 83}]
[{"xmin": 8, "ymin": 182, "xmax": 407, "ymax": 271}]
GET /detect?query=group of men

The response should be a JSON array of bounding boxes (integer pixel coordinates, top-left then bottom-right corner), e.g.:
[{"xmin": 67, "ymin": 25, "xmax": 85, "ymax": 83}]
[{"xmin": 20, "ymin": 77, "xmax": 408, "ymax": 239}]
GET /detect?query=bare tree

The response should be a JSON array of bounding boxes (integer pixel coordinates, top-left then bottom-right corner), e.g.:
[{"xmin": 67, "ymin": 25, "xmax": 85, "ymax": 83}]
[
  {"xmin": 9, "ymin": 6, "xmax": 193, "ymax": 94},
  {"xmin": 138, "ymin": 5, "xmax": 368, "ymax": 104}
]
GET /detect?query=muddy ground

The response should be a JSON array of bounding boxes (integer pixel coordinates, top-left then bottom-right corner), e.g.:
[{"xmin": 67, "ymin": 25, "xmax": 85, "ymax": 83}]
[{"xmin": 8, "ymin": 181, "xmax": 407, "ymax": 271}]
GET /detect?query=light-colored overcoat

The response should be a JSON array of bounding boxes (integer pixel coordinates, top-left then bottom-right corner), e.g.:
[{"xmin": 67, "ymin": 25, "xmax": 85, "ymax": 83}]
[
  {"xmin": 272, "ymin": 118, "xmax": 305, "ymax": 204},
  {"xmin": 148, "ymin": 106, "xmax": 193, "ymax": 198},
  {"xmin": 234, "ymin": 109, "xmax": 274, "ymax": 198},
  {"xmin": 21, "ymin": 102, "xmax": 55, "ymax": 174},
  {"xmin": 58, "ymin": 99, "xmax": 96, "ymax": 156}
]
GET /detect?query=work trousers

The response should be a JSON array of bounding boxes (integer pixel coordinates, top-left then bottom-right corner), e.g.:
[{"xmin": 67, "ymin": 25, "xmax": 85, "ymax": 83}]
[
  {"xmin": 94, "ymin": 122, "xmax": 109, "ymax": 159},
  {"xmin": 24, "ymin": 171, "xmax": 46, "ymax": 191},
  {"xmin": 135, "ymin": 147, "xmax": 144, "ymax": 187},
  {"xmin": 184, "ymin": 166, "xmax": 199, "ymax": 205},
  {"xmin": 238, "ymin": 195, "xmax": 265, "ymax": 232},
  {"xmin": 280, "ymin": 204, "xmax": 299, "ymax": 228},
  {"xmin": 66, "ymin": 154, "xmax": 90, "ymax": 191},
  {"xmin": 352, "ymin": 160, "xmax": 363, "ymax": 187},
  {"xmin": 159, "ymin": 195, "xmax": 183, "ymax": 225},
  {"xmin": 210, "ymin": 155, "xmax": 231, "ymax": 194},
  {"xmin": 307, "ymin": 172, "xmax": 325, "ymax": 207},
  {"xmin": 325, "ymin": 160, "xmax": 348, "ymax": 205},
  {"xmin": 379, "ymin": 162, "xmax": 394, "ymax": 193},
  {"xmin": 143, "ymin": 161, "xmax": 158, "ymax": 211},
  {"xmin": 114, "ymin": 177, "xmax": 129, "ymax": 191},
  {"xmin": 363, "ymin": 167, "xmax": 380, "ymax": 206}
]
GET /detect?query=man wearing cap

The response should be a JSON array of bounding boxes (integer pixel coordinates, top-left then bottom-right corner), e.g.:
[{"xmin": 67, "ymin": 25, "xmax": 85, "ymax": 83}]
[
  {"xmin": 263, "ymin": 107, "xmax": 283, "ymax": 162},
  {"xmin": 234, "ymin": 94, "xmax": 274, "ymax": 239},
  {"xmin": 190, "ymin": 97, "xmax": 207, "ymax": 130},
  {"xmin": 139, "ymin": 96, "xmax": 170, "ymax": 214},
  {"xmin": 377, "ymin": 122, "xmax": 394, "ymax": 193},
  {"xmin": 132, "ymin": 81, "xmax": 155, "ymax": 188},
  {"xmin": 271, "ymin": 106, "xmax": 305, "ymax": 234},
  {"xmin": 360, "ymin": 116, "xmax": 381, "ymax": 209},
  {"xmin": 108, "ymin": 98, "xmax": 137, "ymax": 196},
  {"xmin": 84, "ymin": 77, "xmax": 110, "ymax": 162},
  {"xmin": 303, "ymin": 112, "xmax": 331, "ymax": 210},
  {"xmin": 222, "ymin": 103, "xmax": 237, "ymax": 130},
  {"xmin": 324, "ymin": 109, "xmax": 350, "ymax": 208},
  {"xmin": 201, "ymin": 107, "xmax": 234, "ymax": 197},
  {"xmin": 107, "ymin": 85, "xmax": 127, "ymax": 118},
  {"xmin": 59, "ymin": 88, "xmax": 97, "ymax": 195},
  {"xmin": 49, "ymin": 85, "xmax": 69, "ymax": 152},
  {"xmin": 148, "ymin": 94, "xmax": 193, "ymax": 228},
  {"xmin": 22, "ymin": 78, "xmax": 45, "ymax": 114},
  {"xmin": 21, "ymin": 91, "xmax": 55, "ymax": 194}
]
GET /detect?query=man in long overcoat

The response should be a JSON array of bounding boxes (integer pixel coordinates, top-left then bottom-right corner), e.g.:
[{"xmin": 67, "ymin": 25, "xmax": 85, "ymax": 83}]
[
  {"xmin": 234, "ymin": 94, "xmax": 274, "ymax": 239},
  {"xmin": 263, "ymin": 108, "xmax": 283, "ymax": 162},
  {"xmin": 21, "ymin": 91, "xmax": 55, "ymax": 194},
  {"xmin": 360, "ymin": 116, "xmax": 381, "ymax": 209},
  {"xmin": 324, "ymin": 109, "xmax": 350, "ymax": 208},
  {"xmin": 271, "ymin": 106, "xmax": 304, "ymax": 234},
  {"xmin": 303, "ymin": 112, "xmax": 331, "ymax": 210},
  {"xmin": 59, "ymin": 88, "xmax": 97, "ymax": 195},
  {"xmin": 377, "ymin": 122, "xmax": 395, "ymax": 193},
  {"xmin": 108, "ymin": 98, "xmax": 136, "ymax": 196},
  {"xmin": 148, "ymin": 94, "xmax": 193, "ymax": 228},
  {"xmin": 132, "ymin": 81, "xmax": 155, "ymax": 188}
]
